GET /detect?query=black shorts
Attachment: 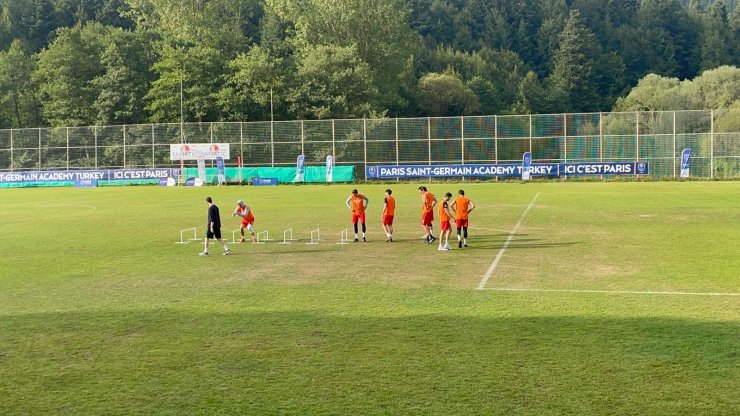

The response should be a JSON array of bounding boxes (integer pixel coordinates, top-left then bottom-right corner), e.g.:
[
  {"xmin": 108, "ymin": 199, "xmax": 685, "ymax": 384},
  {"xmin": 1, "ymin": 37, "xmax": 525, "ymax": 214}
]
[{"xmin": 206, "ymin": 227, "xmax": 222, "ymax": 240}]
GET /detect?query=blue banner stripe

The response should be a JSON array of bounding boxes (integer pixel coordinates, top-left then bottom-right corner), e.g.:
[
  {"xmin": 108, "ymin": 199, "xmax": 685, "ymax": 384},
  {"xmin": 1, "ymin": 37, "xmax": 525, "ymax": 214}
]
[{"xmin": 366, "ymin": 163, "xmax": 648, "ymax": 179}]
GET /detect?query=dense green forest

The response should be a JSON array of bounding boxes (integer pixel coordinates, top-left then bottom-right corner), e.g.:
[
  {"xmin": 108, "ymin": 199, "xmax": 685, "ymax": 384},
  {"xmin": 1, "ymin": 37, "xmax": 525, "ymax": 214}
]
[{"xmin": 0, "ymin": 0, "xmax": 738, "ymax": 129}]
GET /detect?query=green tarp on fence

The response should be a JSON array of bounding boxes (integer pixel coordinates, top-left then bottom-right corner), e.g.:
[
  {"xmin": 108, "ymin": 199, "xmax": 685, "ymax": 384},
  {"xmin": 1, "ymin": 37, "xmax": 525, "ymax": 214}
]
[{"xmin": 182, "ymin": 166, "xmax": 354, "ymax": 184}]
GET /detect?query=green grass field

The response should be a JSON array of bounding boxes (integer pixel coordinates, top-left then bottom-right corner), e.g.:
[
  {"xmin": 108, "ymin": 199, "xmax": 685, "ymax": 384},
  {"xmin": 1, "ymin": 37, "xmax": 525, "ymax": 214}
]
[{"xmin": 0, "ymin": 182, "xmax": 738, "ymax": 415}]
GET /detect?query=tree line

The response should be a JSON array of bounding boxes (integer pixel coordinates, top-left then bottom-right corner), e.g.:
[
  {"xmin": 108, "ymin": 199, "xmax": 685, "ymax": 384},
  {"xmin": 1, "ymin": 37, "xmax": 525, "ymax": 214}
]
[{"xmin": 0, "ymin": 0, "xmax": 738, "ymax": 129}]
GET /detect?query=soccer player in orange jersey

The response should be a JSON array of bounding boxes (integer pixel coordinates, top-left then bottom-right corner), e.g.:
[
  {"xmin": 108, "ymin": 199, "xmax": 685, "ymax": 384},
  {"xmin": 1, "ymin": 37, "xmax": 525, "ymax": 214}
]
[
  {"xmin": 232, "ymin": 199, "xmax": 256, "ymax": 243},
  {"xmin": 346, "ymin": 189, "xmax": 369, "ymax": 242},
  {"xmin": 437, "ymin": 192, "xmax": 455, "ymax": 251},
  {"xmin": 451, "ymin": 189, "xmax": 476, "ymax": 248},
  {"xmin": 381, "ymin": 188, "xmax": 396, "ymax": 242},
  {"xmin": 418, "ymin": 186, "xmax": 437, "ymax": 244}
]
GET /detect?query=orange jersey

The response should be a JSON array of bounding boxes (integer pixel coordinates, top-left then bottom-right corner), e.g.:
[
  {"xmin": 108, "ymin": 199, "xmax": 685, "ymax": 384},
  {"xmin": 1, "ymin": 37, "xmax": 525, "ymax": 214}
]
[
  {"xmin": 438, "ymin": 201, "xmax": 451, "ymax": 222},
  {"xmin": 454, "ymin": 196, "xmax": 470, "ymax": 220},
  {"xmin": 236, "ymin": 205, "xmax": 254, "ymax": 222},
  {"xmin": 422, "ymin": 191, "xmax": 434, "ymax": 213},
  {"xmin": 383, "ymin": 195, "xmax": 396, "ymax": 216},
  {"xmin": 350, "ymin": 194, "xmax": 366, "ymax": 213}
]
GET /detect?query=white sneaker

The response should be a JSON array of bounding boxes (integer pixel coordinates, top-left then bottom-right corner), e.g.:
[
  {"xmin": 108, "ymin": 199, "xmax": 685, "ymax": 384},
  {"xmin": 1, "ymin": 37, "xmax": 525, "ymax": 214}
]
[
  {"xmin": 438, "ymin": 246, "xmax": 446, "ymax": 251},
  {"xmin": 444, "ymin": 244, "xmax": 451, "ymax": 250},
  {"xmin": 198, "ymin": 252, "xmax": 208, "ymax": 256},
  {"xmin": 223, "ymin": 249, "xmax": 231, "ymax": 255}
]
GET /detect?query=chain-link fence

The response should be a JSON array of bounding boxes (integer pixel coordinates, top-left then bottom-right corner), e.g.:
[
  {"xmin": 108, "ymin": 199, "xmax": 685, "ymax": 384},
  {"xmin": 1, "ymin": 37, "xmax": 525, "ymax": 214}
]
[{"xmin": 0, "ymin": 110, "xmax": 738, "ymax": 179}]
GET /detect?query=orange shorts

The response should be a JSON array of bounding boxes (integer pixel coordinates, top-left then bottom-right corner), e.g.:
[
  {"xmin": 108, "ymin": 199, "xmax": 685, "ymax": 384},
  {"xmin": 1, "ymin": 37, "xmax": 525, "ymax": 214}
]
[
  {"xmin": 382, "ymin": 215, "xmax": 394, "ymax": 226},
  {"xmin": 352, "ymin": 213, "xmax": 366, "ymax": 224}
]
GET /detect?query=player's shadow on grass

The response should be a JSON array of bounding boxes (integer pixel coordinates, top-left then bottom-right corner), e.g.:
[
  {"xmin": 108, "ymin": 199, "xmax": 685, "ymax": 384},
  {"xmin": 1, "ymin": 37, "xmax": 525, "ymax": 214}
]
[
  {"xmin": 1, "ymin": 310, "xmax": 737, "ymax": 414},
  {"xmin": 462, "ymin": 234, "xmax": 581, "ymax": 250}
]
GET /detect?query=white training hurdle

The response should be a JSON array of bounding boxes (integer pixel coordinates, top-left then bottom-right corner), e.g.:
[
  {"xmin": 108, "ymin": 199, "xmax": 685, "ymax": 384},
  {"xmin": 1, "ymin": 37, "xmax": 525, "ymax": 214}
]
[
  {"xmin": 175, "ymin": 227, "xmax": 200, "ymax": 244},
  {"xmin": 231, "ymin": 229, "xmax": 242, "ymax": 243},
  {"xmin": 337, "ymin": 228, "xmax": 350, "ymax": 245},
  {"xmin": 306, "ymin": 228, "xmax": 321, "ymax": 245},
  {"xmin": 259, "ymin": 230, "xmax": 274, "ymax": 241},
  {"xmin": 278, "ymin": 228, "xmax": 299, "ymax": 245},
  {"xmin": 255, "ymin": 230, "xmax": 268, "ymax": 244}
]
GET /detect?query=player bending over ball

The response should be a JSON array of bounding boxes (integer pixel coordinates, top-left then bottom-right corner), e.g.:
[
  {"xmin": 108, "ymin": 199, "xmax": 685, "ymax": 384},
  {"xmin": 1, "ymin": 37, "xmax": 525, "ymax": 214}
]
[
  {"xmin": 232, "ymin": 199, "xmax": 256, "ymax": 243},
  {"xmin": 438, "ymin": 192, "xmax": 455, "ymax": 251},
  {"xmin": 200, "ymin": 196, "xmax": 231, "ymax": 256},
  {"xmin": 346, "ymin": 189, "xmax": 369, "ymax": 242},
  {"xmin": 382, "ymin": 188, "xmax": 396, "ymax": 242},
  {"xmin": 451, "ymin": 189, "xmax": 476, "ymax": 248},
  {"xmin": 418, "ymin": 186, "xmax": 437, "ymax": 244}
]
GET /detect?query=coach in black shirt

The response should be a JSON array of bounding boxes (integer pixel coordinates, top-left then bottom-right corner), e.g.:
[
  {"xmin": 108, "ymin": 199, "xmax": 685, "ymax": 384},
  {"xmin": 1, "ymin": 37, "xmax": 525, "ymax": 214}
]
[{"xmin": 200, "ymin": 197, "xmax": 231, "ymax": 256}]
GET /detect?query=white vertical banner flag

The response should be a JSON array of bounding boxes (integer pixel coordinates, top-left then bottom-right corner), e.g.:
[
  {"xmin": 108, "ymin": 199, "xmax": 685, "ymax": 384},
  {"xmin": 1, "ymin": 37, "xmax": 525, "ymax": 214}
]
[
  {"xmin": 326, "ymin": 155, "xmax": 334, "ymax": 183},
  {"xmin": 522, "ymin": 152, "xmax": 532, "ymax": 181},
  {"xmin": 196, "ymin": 157, "xmax": 206, "ymax": 186},
  {"xmin": 294, "ymin": 154, "xmax": 305, "ymax": 183},
  {"xmin": 680, "ymin": 148, "xmax": 692, "ymax": 178}
]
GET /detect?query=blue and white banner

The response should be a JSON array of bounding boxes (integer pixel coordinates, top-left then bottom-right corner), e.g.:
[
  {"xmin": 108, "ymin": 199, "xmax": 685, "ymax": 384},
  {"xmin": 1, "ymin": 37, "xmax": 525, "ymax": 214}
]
[
  {"xmin": 680, "ymin": 148, "xmax": 692, "ymax": 178},
  {"xmin": 522, "ymin": 152, "xmax": 532, "ymax": 181},
  {"xmin": 0, "ymin": 168, "xmax": 180, "ymax": 184},
  {"xmin": 366, "ymin": 162, "xmax": 649, "ymax": 179},
  {"xmin": 294, "ymin": 154, "xmax": 305, "ymax": 183},
  {"xmin": 216, "ymin": 156, "xmax": 226, "ymax": 185},
  {"xmin": 326, "ymin": 155, "xmax": 334, "ymax": 183}
]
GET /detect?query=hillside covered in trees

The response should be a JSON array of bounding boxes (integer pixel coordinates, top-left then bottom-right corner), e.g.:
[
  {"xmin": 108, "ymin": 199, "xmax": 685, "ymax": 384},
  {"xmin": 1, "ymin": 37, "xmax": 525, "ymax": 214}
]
[{"xmin": 0, "ymin": 0, "xmax": 738, "ymax": 128}]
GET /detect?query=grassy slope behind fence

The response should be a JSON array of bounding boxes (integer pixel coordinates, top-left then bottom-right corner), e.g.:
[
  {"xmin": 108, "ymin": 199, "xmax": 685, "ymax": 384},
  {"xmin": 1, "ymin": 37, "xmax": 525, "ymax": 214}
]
[{"xmin": 0, "ymin": 182, "xmax": 738, "ymax": 415}]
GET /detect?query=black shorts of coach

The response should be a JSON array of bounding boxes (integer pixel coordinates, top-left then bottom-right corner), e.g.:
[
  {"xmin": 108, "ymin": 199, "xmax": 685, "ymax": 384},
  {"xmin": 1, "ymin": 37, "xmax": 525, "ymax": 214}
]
[{"xmin": 206, "ymin": 227, "xmax": 222, "ymax": 239}]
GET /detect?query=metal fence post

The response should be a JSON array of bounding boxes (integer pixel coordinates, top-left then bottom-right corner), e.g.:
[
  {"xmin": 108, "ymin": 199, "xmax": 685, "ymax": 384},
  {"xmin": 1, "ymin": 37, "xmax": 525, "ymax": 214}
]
[
  {"xmin": 427, "ymin": 117, "xmax": 431, "ymax": 165},
  {"xmin": 635, "ymin": 111, "xmax": 640, "ymax": 166},
  {"xmin": 301, "ymin": 120, "xmax": 305, "ymax": 156},
  {"xmin": 66, "ymin": 127, "xmax": 70, "ymax": 170},
  {"xmin": 9, "ymin": 128, "xmax": 13, "ymax": 171},
  {"xmin": 95, "ymin": 126, "xmax": 98, "ymax": 169},
  {"xmin": 461, "ymin": 115, "xmax": 465, "ymax": 164},
  {"xmin": 123, "ymin": 125, "xmax": 127, "ymax": 168},
  {"xmin": 38, "ymin": 128, "xmax": 42, "ymax": 169},
  {"xmin": 599, "ymin": 112, "xmax": 603, "ymax": 163},
  {"xmin": 395, "ymin": 117, "xmax": 399, "ymax": 166},
  {"xmin": 332, "ymin": 119, "xmax": 336, "ymax": 158},
  {"xmin": 710, "ymin": 109, "xmax": 714, "ymax": 179},
  {"xmin": 528, "ymin": 113, "xmax": 533, "ymax": 154},
  {"xmin": 362, "ymin": 118, "xmax": 367, "ymax": 180},
  {"xmin": 494, "ymin": 115, "xmax": 498, "ymax": 163},
  {"xmin": 563, "ymin": 113, "xmax": 568, "ymax": 164},
  {"xmin": 672, "ymin": 111, "xmax": 677, "ymax": 178}
]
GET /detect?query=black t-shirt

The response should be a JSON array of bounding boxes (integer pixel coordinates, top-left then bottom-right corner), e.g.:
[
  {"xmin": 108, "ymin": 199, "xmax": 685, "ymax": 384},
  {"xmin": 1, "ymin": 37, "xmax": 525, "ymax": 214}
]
[{"xmin": 207, "ymin": 204, "xmax": 221, "ymax": 229}]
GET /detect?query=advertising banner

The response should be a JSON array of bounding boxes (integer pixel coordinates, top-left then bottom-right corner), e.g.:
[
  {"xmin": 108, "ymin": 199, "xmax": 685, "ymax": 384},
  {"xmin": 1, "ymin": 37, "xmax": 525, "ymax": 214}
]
[
  {"xmin": 197, "ymin": 157, "xmax": 206, "ymax": 185},
  {"xmin": 365, "ymin": 162, "xmax": 649, "ymax": 179},
  {"xmin": 0, "ymin": 168, "xmax": 180, "ymax": 184},
  {"xmin": 216, "ymin": 156, "xmax": 226, "ymax": 185},
  {"xmin": 294, "ymin": 155, "xmax": 305, "ymax": 183},
  {"xmin": 326, "ymin": 155, "xmax": 334, "ymax": 183},
  {"xmin": 169, "ymin": 143, "xmax": 230, "ymax": 161},
  {"xmin": 680, "ymin": 148, "xmax": 692, "ymax": 178},
  {"xmin": 522, "ymin": 152, "xmax": 532, "ymax": 181}
]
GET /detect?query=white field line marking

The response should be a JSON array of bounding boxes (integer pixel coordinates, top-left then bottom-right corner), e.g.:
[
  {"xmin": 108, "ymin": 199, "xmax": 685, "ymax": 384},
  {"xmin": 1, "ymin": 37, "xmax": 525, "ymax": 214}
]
[
  {"xmin": 477, "ymin": 192, "xmax": 540, "ymax": 291},
  {"xmin": 484, "ymin": 288, "xmax": 740, "ymax": 297}
]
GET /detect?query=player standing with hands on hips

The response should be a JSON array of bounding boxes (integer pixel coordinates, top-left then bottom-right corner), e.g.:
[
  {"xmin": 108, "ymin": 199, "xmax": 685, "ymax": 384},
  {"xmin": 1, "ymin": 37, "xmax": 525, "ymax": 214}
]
[
  {"xmin": 232, "ymin": 199, "xmax": 256, "ymax": 243},
  {"xmin": 438, "ymin": 192, "xmax": 455, "ymax": 251},
  {"xmin": 200, "ymin": 197, "xmax": 231, "ymax": 256},
  {"xmin": 381, "ymin": 189, "xmax": 395, "ymax": 242},
  {"xmin": 346, "ymin": 189, "xmax": 369, "ymax": 242},
  {"xmin": 419, "ymin": 186, "xmax": 437, "ymax": 244},
  {"xmin": 451, "ymin": 189, "xmax": 475, "ymax": 248}
]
